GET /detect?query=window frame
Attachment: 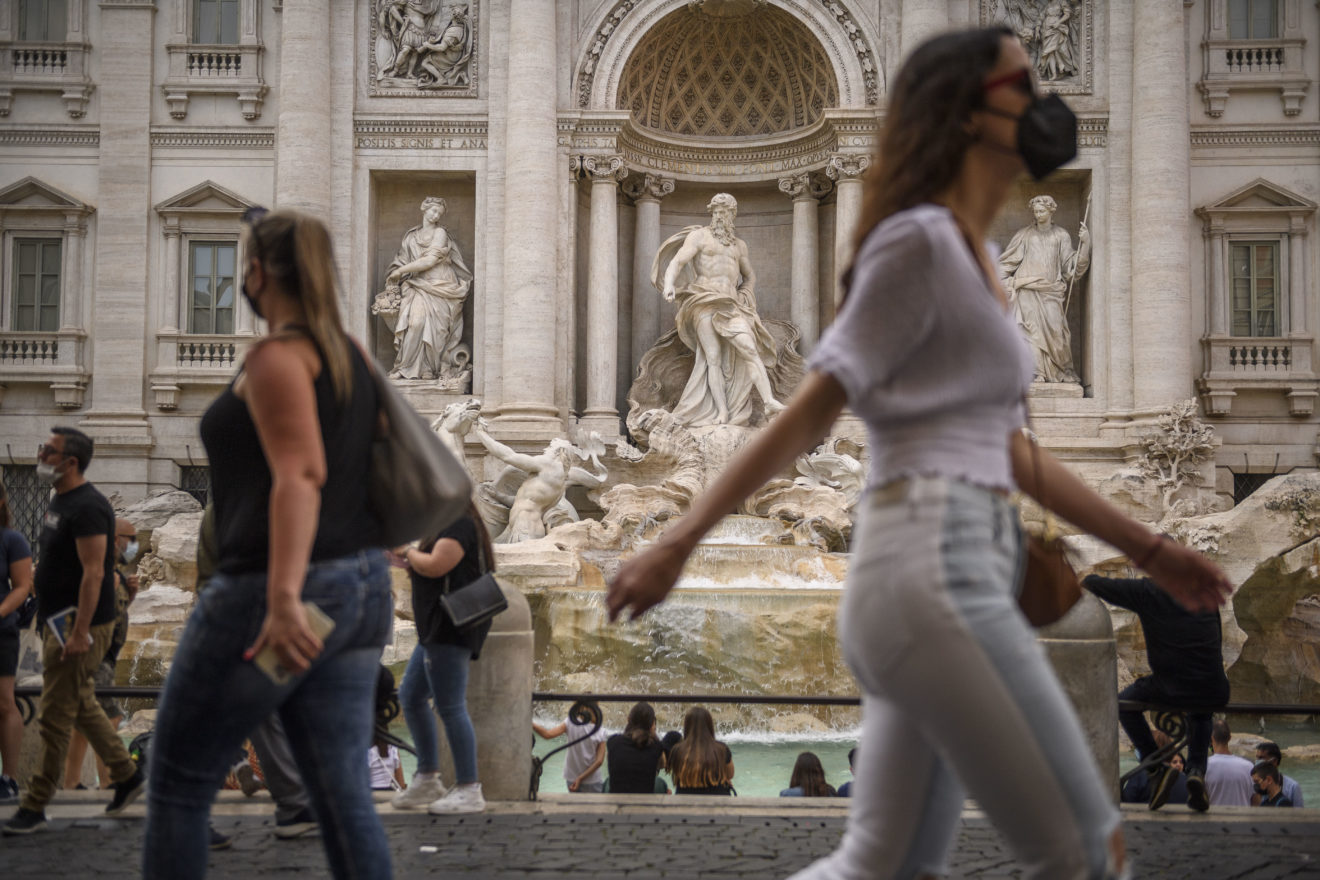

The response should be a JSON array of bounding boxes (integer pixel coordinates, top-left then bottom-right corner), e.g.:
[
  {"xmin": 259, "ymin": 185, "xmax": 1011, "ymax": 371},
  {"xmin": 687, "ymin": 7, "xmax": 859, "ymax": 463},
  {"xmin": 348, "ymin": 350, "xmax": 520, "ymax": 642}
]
[
  {"xmin": 17, "ymin": 0, "xmax": 67, "ymax": 42},
  {"xmin": 1227, "ymin": 237, "xmax": 1282, "ymax": 338},
  {"xmin": 1227, "ymin": 0, "xmax": 1280, "ymax": 40},
  {"xmin": 186, "ymin": 237, "xmax": 238, "ymax": 335},
  {"xmin": 10, "ymin": 236, "xmax": 62, "ymax": 332},
  {"xmin": 192, "ymin": 0, "xmax": 240, "ymax": 45}
]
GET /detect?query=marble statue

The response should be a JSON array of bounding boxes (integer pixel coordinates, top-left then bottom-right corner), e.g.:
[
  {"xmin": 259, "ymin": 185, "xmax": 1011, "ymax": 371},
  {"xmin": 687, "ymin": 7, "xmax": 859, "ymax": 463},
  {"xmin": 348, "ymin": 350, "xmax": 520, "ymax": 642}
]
[
  {"xmin": 430, "ymin": 397, "xmax": 482, "ymax": 473},
  {"xmin": 998, "ymin": 194, "xmax": 1090, "ymax": 383},
  {"xmin": 743, "ymin": 436, "xmax": 865, "ymax": 551},
  {"xmin": 373, "ymin": 196, "xmax": 473, "ymax": 387},
  {"xmin": 601, "ymin": 409, "xmax": 704, "ymax": 531},
  {"xmin": 651, "ymin": 193, "xmax": 785, "ymax": 427},
  {"xmin": 472, "ymin": 423, "xmax": 608, "ymax": 543},
  {"xmin": 992, "ymin": 0, "xmax": 1080, "ymax": 82},
  {"xmin": 375, "ymin": 1, "xmax": 473, "ymax": 89}
]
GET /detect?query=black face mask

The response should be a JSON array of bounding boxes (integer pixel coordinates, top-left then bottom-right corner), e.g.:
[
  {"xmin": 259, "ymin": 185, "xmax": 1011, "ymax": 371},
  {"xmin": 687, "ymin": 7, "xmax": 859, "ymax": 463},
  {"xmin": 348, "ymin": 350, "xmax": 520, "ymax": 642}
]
[
  {"xmin": 983, "ymin": 93, "xmax": 1078, "ymax": 181},
  {"xmin": 1253, "ymin": 782, "xmax": 1267, "ymax": 796},
  {"xmin": 242, "ymin": 268, "xmax": 264, "ymax": 320}
]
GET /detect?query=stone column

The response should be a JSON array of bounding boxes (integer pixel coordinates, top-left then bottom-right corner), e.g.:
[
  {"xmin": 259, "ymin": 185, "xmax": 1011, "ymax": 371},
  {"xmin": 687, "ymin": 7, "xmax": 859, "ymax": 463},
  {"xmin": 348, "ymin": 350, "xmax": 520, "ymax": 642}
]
[
  {"xmin": 900, "ymin": 0, "xmax": 949, "ymax": 59},
  {"xmin": 494, "ymin": 0, "xmax": 561, "ymax": 436},
  {"xmin": 1130, "ymin": 0, "xmax": 1192, "ymax": 411},
  {"xmin": 81, "ymin": 0, "xmax": 154, "ymax": 476},
  {"xmin": 827, "ymin": 154, "xmax": 871, "ymax": 304},
  {"xmin": 275, "ymin": 0, "xmax": 331, "ymax": 215},
  {"xmin": 1205, "ymin": 224, "xmax": 1226, "ymax": 336},
  {"xmin": 778, "ymin": 172, "xmax": 830, "ymax": 351},
  {"xmin": 622, "ymin": 173, "xmax": 675, "ymax": 376},
  {"xmin": 161, "ymin": 221, "xmax": 181, "ymax": 333},
  {"xmin": 580, "ymin": 155, "xmax": 627, "ymax": 438},
  {"xmin": 1288, "ymin": 217, "xmax": 1306, "ymax": 334},
  {"xmin": 60, "ymin": 214, "xmax": 85, "ymax": 332}
]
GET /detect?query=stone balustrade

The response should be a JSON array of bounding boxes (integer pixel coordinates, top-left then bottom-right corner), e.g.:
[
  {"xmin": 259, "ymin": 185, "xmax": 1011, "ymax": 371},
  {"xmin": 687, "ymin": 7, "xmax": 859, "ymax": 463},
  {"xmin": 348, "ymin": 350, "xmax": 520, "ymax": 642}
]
[
  {"xmin": 11, "ymin": 46, "xmax": 68, "ymax": 76},
  {"xmin": 148, "ymin": 332, "xmax": 254, "ymax": 410},
  {"xmin": 1199, "ymin": 335, "xmax": 1318, "ymax": 417},
  {"xmin": 1199, "ymin": 38, "xmax": 1309, "ymax": 116},
  {"xmin": 0, "ymin": 40, "xmax": 92, "ymax": 117},
  {"xmin": 163, "ymin": 43, "xmax": 266, "ymax": 120},
  {"xmin": 0, "ymin": 330, "xmax": 88, "ymax": 408},
  {"xmin": 0, "ymin": 332, "xmax": 60, "ymax": 366},
  {"xmin": 185, "ymin": 49, "xmax": 244, "ymax": 78}
]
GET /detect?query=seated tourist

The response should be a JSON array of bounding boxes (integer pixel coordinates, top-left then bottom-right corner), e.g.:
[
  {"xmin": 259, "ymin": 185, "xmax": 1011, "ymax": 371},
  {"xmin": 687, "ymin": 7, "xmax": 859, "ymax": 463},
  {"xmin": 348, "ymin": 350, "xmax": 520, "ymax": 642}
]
[
  {"xmin": 780, "ymin": 751, "xmax": 837, "ymax": 798},
  {"xmin": 668, "ymin": 707, "xmax": 734, "ymax": 796},
  {"xmin": 837, "ymin": 747, "xmax": 856, "ymax": 798},
  {"xmin": 1252, "ymin": 761, "xmax": 1294, "ymax": 807},
  {"xmin": 606, "ymin": 702, "xmax": 667, "ymax": 794}
]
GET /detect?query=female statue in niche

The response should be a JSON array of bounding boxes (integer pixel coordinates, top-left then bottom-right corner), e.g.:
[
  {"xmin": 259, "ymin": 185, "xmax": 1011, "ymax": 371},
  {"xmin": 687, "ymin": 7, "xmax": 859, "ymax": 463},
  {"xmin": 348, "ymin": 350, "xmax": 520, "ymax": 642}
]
[
  {"xmin": 997, "ymin": 194, "xmax": 1090, "ymax": 383},
  {"xmin": 375, "ymin": 196, "xmax": 473, "ymax": 384}
]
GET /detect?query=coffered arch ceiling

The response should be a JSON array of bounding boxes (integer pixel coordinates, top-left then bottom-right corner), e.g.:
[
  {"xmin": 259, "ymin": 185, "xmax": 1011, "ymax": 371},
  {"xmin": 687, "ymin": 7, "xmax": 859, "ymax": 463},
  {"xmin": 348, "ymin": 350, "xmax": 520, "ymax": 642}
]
[{"xmin": 617, "ymin": 6, "xmax": 840, "ymax": 139}]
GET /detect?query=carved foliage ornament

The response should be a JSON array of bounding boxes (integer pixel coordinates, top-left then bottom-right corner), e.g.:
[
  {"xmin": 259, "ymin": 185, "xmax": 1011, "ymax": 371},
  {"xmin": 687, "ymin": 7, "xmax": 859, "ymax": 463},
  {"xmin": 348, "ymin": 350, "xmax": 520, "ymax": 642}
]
[
  {"xmin": 370, "ymin": 0, "xmax": 478, "ymax": 97},
  {"xmin": 980, "ymin": 0, "xmax": 1093, "ymax": 96}
]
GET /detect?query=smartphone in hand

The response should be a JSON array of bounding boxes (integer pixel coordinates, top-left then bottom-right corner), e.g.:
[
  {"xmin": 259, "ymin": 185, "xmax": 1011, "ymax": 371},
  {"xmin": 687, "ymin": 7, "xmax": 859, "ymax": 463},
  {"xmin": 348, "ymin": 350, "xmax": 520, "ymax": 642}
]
[{"xmin": 252, "ymin": 601, "xmax": 336, "ymax": 685}]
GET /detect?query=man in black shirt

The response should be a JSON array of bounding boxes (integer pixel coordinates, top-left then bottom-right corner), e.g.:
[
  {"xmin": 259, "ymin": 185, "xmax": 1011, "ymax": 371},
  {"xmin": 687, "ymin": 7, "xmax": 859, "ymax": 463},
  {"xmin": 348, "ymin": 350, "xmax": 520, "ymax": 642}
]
[
  {"xmin": 1084, "ymin": 572, "xmax": 1230, "ymax": 813},
  {"xmin": 3, "ymin": 428, "xmax": 145, "ymax": 836}
]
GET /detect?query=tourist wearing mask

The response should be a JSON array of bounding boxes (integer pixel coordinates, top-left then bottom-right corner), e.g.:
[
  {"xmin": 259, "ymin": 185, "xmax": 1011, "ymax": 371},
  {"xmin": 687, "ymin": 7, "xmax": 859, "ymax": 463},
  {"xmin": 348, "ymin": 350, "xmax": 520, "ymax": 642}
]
[
  {"xmin": 0, "ymin": 478, "xmax": 33, "ymax": 805},
  {"xmin": 142, "ymin": 209, "xmax": 393, "ymax": 880},
  {"xmin": 667, "ymin": 707, "xmax": 734, "ymax": 796},
  {"xmin": 610, "ymin": 27, "xmax": 1230, "ymax": 879}
]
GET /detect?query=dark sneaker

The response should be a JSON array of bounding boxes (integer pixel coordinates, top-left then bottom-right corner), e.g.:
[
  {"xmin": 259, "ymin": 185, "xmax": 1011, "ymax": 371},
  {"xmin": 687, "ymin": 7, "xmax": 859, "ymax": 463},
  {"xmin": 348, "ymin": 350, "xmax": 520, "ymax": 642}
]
[
  {"xmin": 1148, "ymin": 765, "xmax": 1177, "ymax": 811},
  {"xmin": 1186, "ymin": 768, "xmax": 1209, "ymax": 812},
  {"xmin": 209, "ymin": 826, "xmax": 233, "ymax": 850},
  {"xmin": 0, "ymin": 774, "xmax": 19, "ymax": 805},
  {"xmin": 105, "ymin": 767, "xmax": 146, "ymax": 816},
  {"xmin": 273, "ymin": 808, "xmax": 318, "ymax": 840},
  {"xmin": 2, "ymin": 807, "xmax": 48, "ymax": 836}
]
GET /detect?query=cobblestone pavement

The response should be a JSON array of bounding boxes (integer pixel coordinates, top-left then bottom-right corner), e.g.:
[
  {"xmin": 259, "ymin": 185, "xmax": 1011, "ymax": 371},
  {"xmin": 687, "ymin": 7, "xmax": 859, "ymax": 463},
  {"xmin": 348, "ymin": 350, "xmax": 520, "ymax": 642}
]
[{"xmin": 3, "ymin": 793, "xmax": 1319, "ymax": 878}]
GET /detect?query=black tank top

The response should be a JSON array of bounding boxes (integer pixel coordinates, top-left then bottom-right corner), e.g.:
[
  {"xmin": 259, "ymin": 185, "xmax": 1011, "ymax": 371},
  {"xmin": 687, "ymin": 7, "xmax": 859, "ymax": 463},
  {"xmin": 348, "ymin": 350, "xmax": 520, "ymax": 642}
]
[{"xmin": 200, "ymin": 336, "xmax": 382, "ymax": 574}]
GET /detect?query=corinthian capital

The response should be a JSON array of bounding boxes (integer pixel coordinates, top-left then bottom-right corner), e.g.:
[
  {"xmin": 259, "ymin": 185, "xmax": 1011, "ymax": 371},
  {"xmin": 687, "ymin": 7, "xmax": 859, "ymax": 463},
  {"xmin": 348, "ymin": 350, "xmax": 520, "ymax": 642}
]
[
  {"xmin": 581, "ymin": 155, "xmax": 628, "ymax": 184},
  {"xmin": 826, "ymin": 153, "xmax": 871, "ymax": 181},
  {"xmin": 778, "ymin": 172, "xmax": 831, "ymax": 200},
  {"xmin": 622, "ymin": 173, "xmax": 676, "ymax": 203}
]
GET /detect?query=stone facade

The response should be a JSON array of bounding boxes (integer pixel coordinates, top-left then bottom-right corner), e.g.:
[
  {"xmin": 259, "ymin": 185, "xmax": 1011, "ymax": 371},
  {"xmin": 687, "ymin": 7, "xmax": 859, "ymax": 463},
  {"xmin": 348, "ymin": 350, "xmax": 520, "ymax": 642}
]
[{"xmin": 0, "ymin": 0, "xmax": 1314, "ymax": 516}]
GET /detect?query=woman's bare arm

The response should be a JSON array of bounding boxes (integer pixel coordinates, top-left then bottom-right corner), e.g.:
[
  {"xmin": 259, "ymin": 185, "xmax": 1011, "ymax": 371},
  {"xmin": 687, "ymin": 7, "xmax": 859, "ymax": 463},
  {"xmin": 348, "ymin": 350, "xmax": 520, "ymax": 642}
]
[
  {"xmin": 607, "ymin": 371, "xmax": 847, "ymax": 620},
  {"xmin": 1009, "ymin": 430, "xmax": 1232, "ymax": 611}
]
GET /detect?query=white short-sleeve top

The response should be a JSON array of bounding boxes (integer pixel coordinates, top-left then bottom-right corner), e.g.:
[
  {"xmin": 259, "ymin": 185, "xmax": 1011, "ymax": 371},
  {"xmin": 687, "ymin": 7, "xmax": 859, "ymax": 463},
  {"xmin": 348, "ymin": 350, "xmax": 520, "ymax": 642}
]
[{"xmin": 809, "ymin": 203, "xmax": 1036, "ymax": 492}]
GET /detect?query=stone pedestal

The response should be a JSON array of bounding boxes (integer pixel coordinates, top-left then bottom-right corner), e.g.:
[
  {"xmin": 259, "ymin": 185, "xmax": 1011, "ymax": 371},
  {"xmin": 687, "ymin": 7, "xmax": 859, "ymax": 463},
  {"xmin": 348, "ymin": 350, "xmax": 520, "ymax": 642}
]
[{"xmin": 1037, "ymin": 591, "xmax": 1120, "ymax": 800}]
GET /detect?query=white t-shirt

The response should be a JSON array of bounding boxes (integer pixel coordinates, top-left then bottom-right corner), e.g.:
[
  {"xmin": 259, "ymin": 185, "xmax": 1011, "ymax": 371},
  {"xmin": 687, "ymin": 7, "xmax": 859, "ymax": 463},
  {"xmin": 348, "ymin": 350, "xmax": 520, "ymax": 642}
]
[
  {"xmin": 562, "ymin": 717, "xmax": 609, "ymax": 785},
  {"xmin": 368, "ymin": 744, "xmax": 401, "ymax": 790},
  {"xmin": 809, "ymin": 204, "xmax": 1036, "ymax": 492},
  {"xmin": 1206, "ymin": 753, "xmax": 1254, "ymax": 806}
]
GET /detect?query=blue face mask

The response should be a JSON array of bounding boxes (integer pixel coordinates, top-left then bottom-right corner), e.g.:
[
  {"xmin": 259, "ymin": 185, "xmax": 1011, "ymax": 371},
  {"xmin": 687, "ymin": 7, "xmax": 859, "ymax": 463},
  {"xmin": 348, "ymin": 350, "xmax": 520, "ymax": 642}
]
[{"xmin": 120, "ymin": 540, "xmax": 139, "ymax": 564}]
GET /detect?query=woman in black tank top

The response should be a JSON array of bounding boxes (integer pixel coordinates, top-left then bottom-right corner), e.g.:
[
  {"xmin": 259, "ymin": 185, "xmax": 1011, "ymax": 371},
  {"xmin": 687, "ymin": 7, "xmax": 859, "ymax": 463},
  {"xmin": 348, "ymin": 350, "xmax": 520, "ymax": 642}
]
[{"xmin": 144, "ymin": 210, "xmax": 394, "ymax": 880}]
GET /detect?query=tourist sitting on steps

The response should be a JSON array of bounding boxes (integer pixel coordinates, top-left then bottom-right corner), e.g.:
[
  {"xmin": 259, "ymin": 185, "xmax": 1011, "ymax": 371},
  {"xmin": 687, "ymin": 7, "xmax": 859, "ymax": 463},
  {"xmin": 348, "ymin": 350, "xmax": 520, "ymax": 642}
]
[
  {"xmin": 1254, "ymin": 742, "xmax": 1303, "ymax": 807},
  {"xmin": 534, "ymin": 707, "xmax": 609, "ymax": 793},
  {"xmin": 780, "ymin": 752, "xmax": 837, "ymax": 798},
  {"xmin": 667, "ymin": 707, "xmax": 734, "ymax": 796},
  {"xmin": 605, "ymin": 702, "xmax": 667, "ymax": 794},
  {"xmin": 836, "ymin": 748, "xmax": 857, "ymax": 798},
  {"xmin": 1251, "ymin": 761, "xmax": 1294, "ymax": 807}
]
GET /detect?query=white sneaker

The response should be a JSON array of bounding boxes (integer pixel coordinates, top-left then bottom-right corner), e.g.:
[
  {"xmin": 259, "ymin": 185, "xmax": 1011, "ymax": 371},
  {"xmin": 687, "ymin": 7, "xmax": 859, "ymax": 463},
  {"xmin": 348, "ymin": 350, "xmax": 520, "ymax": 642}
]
[
  {"xmin": 427, "ymin": 783, "xmax": 485, "ymax": 815},
  {"xmin": 391, "ymin": 773, "xmax": 447, "ymax": 809}
]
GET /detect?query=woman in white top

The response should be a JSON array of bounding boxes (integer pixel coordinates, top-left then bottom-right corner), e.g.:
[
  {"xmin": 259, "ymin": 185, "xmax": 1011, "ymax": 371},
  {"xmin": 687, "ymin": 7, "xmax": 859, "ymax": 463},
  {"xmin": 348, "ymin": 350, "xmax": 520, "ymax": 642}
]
[{"xmin": 608, "ymin": 28, "xmax": 1231, "ymax": 880}]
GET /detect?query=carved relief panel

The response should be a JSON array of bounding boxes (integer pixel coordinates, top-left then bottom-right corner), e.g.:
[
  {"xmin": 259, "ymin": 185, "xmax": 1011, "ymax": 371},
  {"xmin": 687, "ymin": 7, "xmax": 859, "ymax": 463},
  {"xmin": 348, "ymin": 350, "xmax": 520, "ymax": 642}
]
[
  {"xmin": 369, "ymin": 0, "xmax": 478, "ymax": 98},
  {"xmin": 980, "ymin": 0, "xmax": 1093, "ymax": 95}
]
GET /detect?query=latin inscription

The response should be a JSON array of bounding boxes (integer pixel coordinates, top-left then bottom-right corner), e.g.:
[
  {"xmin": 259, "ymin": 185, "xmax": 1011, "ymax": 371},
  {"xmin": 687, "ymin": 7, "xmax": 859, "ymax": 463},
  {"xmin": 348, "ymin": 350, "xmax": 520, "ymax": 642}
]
[{"xmin": 355, "ymin": 136, "xmax": 488, "ymax": 151}]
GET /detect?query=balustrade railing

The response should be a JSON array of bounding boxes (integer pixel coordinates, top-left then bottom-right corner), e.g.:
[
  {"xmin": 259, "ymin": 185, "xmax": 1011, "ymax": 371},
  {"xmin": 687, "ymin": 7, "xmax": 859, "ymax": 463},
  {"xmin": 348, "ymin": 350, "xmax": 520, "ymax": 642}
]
[
  {"xmin": 186, "ymin": 50, "xmax": 243, "ymax": 78},
  {"xmin": 1228, "ymin": 343, "xmax": 1291, "ymax": 371},
  {"xmin": 176, "ymin": 337, "xmax": 238, "ymax": 368},
  {"xmin": 0, "ymin": 333, "xmax": 59, "ymax": 366},
  {"xmin": 1224, "ymin": 45, "xmax": 1286, "ymax": 73},
  {"xmin": 11, "ymin": 46, "xmax": 67, "ymax": 75}
]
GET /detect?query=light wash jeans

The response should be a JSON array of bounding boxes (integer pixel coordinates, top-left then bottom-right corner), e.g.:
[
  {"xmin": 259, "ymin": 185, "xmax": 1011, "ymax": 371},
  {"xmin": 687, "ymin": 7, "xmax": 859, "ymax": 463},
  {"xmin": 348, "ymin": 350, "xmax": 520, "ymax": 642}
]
[
  {"xmin": 143, "ymin": 550, "xmax": 393, "ymax": 880},
  {"xmin": 398, "ymin": 641, "xmax": 478, "ymax": 784},
  {"xmin": 789, "ymin": 477, "xmax": 1122, "ymax": 880}
]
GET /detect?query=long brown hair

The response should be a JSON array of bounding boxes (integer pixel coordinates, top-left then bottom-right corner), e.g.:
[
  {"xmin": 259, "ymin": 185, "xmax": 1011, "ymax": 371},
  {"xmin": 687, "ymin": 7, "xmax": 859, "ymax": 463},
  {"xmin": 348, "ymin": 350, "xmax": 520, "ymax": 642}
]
[
  {"xmin": 843, "ymin": 27, "xmax": 1013, "ymax": 296},
  {"xmin": 788, "ymin": 751, "xmax": 834, "ymax": 797},
  {"xmin": 243, "ymin": 210, "xmax": 354, "ymax": 402},
  {"xmin": 668, "ymin": 706, "xmax": 729, "ymax": 789},
  {"xmin": 624, "ymin": 701, "xmax": 657, "ymax": 749}
]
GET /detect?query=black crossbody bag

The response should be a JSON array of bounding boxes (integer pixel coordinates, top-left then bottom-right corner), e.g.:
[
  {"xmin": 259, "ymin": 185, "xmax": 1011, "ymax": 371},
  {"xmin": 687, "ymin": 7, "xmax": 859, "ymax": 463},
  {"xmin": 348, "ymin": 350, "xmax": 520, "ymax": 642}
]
[{"xmin": 439, "ymin": 535, "xmax": 507, "ymax": 631}]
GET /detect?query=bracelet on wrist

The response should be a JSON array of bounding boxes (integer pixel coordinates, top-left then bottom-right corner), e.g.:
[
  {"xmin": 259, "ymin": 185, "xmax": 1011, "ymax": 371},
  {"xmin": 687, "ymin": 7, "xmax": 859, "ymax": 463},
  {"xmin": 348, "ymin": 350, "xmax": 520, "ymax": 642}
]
[{"xmin": 1133, "ymin": 534, "xmax": 1165, "ymax": 569}]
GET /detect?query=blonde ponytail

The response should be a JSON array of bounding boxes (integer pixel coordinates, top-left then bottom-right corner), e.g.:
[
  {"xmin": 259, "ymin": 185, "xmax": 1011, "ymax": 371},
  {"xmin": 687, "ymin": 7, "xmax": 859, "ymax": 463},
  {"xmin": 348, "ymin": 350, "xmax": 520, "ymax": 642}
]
[{"xmin": 245, "ymin": 210, "xmax": 354, "ymax": 402}]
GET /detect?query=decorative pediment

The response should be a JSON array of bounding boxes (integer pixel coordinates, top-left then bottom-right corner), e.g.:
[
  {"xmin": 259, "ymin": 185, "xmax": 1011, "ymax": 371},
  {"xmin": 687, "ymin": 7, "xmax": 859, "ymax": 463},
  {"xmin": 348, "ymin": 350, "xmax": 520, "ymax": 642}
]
[
  {"xmin": 154, "ymin": 180, "xmax": 256, "ymax": 216},
  {"xmin": 1199, "ymin": 179, "xmax": 1317, "ymax": 215},
  {"xmin": 0, "ymin": 177, "xmax": 93, "ymax": 215}
]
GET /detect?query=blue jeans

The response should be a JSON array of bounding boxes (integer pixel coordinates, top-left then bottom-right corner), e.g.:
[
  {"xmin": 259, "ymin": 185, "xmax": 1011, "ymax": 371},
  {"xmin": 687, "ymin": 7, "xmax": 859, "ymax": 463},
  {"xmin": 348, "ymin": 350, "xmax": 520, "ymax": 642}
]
[
  {"xmin": 143, "ymin": 550, "xmax": 393, "ymax": 880},
  {"xmin": 398, "ymin": 642, "xmax": 477, "ymax": 784}
]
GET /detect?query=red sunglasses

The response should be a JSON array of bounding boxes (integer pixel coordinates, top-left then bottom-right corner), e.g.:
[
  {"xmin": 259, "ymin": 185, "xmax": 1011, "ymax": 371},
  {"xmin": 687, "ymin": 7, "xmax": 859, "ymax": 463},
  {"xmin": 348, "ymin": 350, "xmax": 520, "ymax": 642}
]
[{"xmin": 982, "ymin": 68, "xmax": 1035, "ymax": 97}]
